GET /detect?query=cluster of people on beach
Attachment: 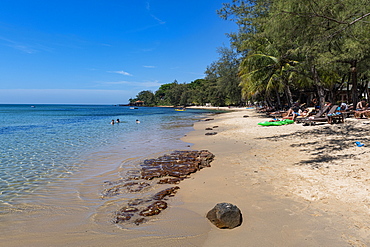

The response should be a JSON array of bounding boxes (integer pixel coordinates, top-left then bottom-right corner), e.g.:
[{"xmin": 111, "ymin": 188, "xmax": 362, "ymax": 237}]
[
  {"xmin": 282, "ymin": 102, "xmax": 309, "ymax": 120},
  {"xmin": 280, "ymin": 98, "xmax": 322, "ymax": 120},
  {"xmin": 261, "ymin": 96, "xmax": 370, "ymax": 123}
]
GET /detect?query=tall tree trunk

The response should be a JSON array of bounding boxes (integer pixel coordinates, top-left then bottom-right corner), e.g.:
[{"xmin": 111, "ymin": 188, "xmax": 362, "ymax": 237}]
[
  {"xmin": 267, "ymin": 95, "xmax": 274, "ymax": 107},
  {"xmin": 347, "ymin": 72, "xmax": 351, "ymax": 103},
  {"xmin": 327, "ymin": 88, "xmax": 333, "ymax": 104},
  {"xmin": 333, "ymin": 74, "xmax": 346, "ymax": 102},
  {"xmin": 311, "ymin": 65, "xmax": 326, "ymax": 108},
  {"xmin": 275, "ymin": 89, "xmax": 281, "ymax": 110},
  {"xmin": 284, "ymin": 84, "xmax": 293, "ymax": 107},
  {"xmin": 351, "ymin": 60, "xmax": 358, "ymax": 107},
  {"xmin": 316, "ymin": 85, "xmax": 326, "ymax": 107}
]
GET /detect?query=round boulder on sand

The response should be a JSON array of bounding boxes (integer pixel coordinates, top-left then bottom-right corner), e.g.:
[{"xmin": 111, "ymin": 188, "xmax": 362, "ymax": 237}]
[{"xmin": 206, "ymin": 202, "xmax": 242, "ymax": 229}]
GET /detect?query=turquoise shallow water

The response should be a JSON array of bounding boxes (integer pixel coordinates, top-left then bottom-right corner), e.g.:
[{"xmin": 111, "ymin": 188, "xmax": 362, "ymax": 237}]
[{"xmin": 0, "ymin": 105, "xmax": 210, "ymax": 204}]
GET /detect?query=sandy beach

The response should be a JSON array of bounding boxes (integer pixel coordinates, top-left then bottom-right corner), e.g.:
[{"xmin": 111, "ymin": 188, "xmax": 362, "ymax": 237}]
[
  {"xmin": 180, "ymin": 108, "xmax": 370, "ymax": 246},
  {"xmin": 2, "ymin": 107, "xmax": 370, "ymax": 246}
]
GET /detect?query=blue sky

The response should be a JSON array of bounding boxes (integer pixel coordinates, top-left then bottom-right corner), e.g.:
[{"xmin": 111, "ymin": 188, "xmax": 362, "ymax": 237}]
[{"xmin": 0, "ymin": 0, "xmax": 236, "ymax": 104}]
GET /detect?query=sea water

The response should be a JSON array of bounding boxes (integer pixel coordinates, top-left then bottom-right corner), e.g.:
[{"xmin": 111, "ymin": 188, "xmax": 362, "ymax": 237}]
[{"xmin": 0, "ymin": 105, "xmax": 211, "ymax": 206}]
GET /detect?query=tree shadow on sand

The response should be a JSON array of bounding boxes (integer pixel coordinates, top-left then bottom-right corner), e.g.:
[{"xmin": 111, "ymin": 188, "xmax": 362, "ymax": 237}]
[{"xmin": 258, "ymin": 123, "xmax": 370, "ymax": 168}]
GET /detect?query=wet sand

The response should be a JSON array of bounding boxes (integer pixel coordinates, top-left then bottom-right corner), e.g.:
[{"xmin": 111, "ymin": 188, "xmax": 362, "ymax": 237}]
[
  {"xmin": 0, "ymin": 146, "xmax": 211, "ymax": 247},
  {"xmin": 2, "ymin": 108, "xmax": 370, "ymax": 246}
]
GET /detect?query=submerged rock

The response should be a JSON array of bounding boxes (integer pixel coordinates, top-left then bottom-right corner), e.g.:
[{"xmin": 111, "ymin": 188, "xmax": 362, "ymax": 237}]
[
  {"xmin": 134, "ymin": 218, "xmax": 146, "ymax": 225},
  {"xmin": 153, "ymin": 186, "xmax": 180, "ymax": 200},
  {"xmin": 101, "ymin": 181, "xmax": 151, "ymax": 197},
  {"xmin": 139, "ymin": 200, "xmax": 168, "ymax": 216},
  {"xmin": 206, "ymin": 203, "xmax": 242, "ymax": 229},
  {"xmin": 158, "ymin": 177, "xmax": 184, "ymax": 184},
  {"xmin": 115, "ymin": 206, "xmax": 139, "ymax": 223}
]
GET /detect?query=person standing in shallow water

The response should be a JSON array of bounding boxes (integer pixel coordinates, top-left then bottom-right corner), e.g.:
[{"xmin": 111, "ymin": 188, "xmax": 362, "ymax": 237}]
[
  {"xmin": 136, "ymin": 119, "xmax": 140, "ymax": 124},
  {"xmin": 111, "ymin": 120, "xmax": 115, "ymax": 125}
]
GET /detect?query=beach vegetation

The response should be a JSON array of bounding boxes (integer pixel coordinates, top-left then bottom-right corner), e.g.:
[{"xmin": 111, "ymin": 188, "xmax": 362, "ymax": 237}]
[
  {"xmin": 133, "ymin": 90, "xmax": 156, "ymax": 106},
  {"xmin": 130, "ymin": 0, "xmax": 370, "ymax": 108},
  {"xmin": 205, "ymin": 46, "xmax": 244, "ymax": 106},
  {"xmin": 220, "ymin": 0, "xmax": 370, "ymax": 108}
]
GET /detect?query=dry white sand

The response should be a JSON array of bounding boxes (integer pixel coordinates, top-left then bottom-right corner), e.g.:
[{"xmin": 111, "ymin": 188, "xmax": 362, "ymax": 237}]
[{"xmin": 180, "ymin": 108, "xmax": 370, "ymax": 246}]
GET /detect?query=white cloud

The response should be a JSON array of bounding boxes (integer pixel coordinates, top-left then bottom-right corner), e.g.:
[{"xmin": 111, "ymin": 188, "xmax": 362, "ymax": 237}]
[
  {"xmin": 150, "ymin": 14, "xmax": 166, "ymax": 25},
  {"xmin": 0, "ymin": 36, "xmax": 37, "ymax": 54},
  {"xmin": 143, "ymin": 65, "xmax": 156, "ymax": 68},
  {"xmin": 11, "ymin": 44, "xmax": 37, "ymax": 54},
  {"xmin": 145, "ymin": 1, "xmax": 166, "ymax": 25},
  {"xmin": 146, "ymin": 1, "xmax": 150, "ymax": 11},
  {"xmin": 108, "ymin": 70, "xmax": 133, "ymax": 76}
]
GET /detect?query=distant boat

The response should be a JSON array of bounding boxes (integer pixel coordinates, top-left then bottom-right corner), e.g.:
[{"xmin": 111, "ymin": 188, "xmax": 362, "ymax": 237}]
[
  {"xmin": 31, "ymin": 105, "xmax": 35, "ymax": 108},
  {"xmin": 130, "ymin": 107, "xmax": 138, "ymax": 109},
  {"xmin": 175, "ymin": 108, "xmax": 186, "ymax": 111}
]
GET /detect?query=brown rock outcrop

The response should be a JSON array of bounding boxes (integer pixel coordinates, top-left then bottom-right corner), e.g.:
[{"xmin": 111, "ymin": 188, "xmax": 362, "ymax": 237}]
[{"xmin": 102, "ymin": 150, "xmax": 215, "ymax": 225}]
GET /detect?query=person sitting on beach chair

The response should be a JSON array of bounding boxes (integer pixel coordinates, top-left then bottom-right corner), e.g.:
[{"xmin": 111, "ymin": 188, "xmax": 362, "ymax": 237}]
[{"xmin": 340, "ymin": 102, "xmax": 348, "ymax": 111}]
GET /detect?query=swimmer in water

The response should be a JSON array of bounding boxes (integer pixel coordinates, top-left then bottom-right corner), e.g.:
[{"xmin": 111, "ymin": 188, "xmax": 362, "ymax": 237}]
[
  {"xmin": 111, "ymin": 120, "xmax": 115, "ymax": 125},
  {"xmin": 136, "ymin": 119, "xmax": 140, "ymax": 124},
  {"xmin": 116, "ymin": 119, "xmax": 120, "ymax": 123}
]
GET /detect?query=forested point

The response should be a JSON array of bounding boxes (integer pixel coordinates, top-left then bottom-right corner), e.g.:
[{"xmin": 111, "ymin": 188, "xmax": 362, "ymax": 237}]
[{"xmin": 129, "ymin": 0, "xmax": 370, "ymax": 109}]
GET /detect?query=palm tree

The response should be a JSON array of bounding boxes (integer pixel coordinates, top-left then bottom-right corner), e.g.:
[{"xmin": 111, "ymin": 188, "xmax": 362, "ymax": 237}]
[{"xmin": 239, "ymin": 42, "xmax": 298, "ymax": 108}]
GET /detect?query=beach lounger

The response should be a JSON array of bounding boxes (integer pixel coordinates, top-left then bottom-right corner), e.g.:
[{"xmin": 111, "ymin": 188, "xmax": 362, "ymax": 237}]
[
  {"xmin": 300, "ymin": 105, "xmax": 337, "ymax": 125},
  {"xmin": 327, "ymin": 106, "xmax": 345, "ymax": 124},
  {"xmin": 294, "ymin": 107, "xmax": 314, "ymax": 122},
  {"xmin": 296, "ymin": 105, "xmax": 329, "ymax": 123},
  {"xmin": 267, "ymin": 110, "xmax": 287, "ymax": 118}
]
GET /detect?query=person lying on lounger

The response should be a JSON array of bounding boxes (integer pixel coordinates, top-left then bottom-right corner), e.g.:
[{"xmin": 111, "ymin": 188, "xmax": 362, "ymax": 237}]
[{"xmin": 283, "ymin": 103, "xmax": 308, "ymax": 120}]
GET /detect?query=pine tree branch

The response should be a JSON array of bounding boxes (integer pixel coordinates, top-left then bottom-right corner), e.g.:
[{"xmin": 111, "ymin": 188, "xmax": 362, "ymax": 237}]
[
  {"xmin": 348, "ymin": 12, "xmax": 370, "ymax": 25},
  {"xmin": 328, "ymin": 12, "xmax": 370, "ymax": 38},
  {"xmin": 280, "ymin": 11, "xmax": 347, "ymax": 24},
  {"xmin": 281, "ymin": 11, "xmax": 370, "ymax": 26},
  {"xmin": 281, "ymin": 10, "xmax": 370, "ymax": 39}
]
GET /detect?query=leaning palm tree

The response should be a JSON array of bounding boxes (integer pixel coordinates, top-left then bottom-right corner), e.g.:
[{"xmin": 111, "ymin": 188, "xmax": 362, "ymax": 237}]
[{"xmin": 239, "ymin": 43, "xmax": 299, "ymax": 108}]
